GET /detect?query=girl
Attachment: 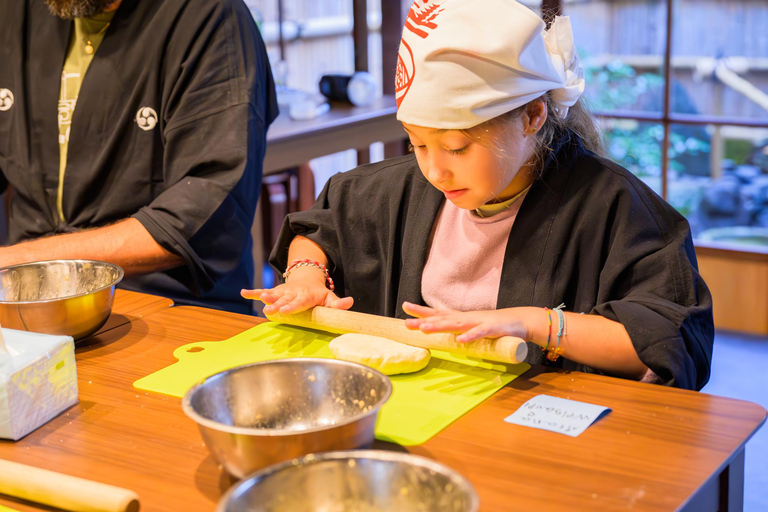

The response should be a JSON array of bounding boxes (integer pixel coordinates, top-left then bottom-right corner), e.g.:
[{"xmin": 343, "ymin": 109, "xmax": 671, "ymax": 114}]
[{"xmin": 243, "ymin": 0, "xmax": 713, "ymax": 390}]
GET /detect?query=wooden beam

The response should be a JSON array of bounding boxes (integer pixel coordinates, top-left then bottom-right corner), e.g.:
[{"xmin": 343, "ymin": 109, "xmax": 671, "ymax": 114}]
[
  {"xmin": 353, "ymin": 0, "xmax": 370, "ymax": 165},
  {"xmin": 381, "ymin": 0, "xmax": 405, "ymax": 95},
  {"xmin": 381, "ymin": 0, "xmax": 407, "ymax": 158},
  {"xmin": 352, "ymin": 0, "xmax": 369, "ymax": 72}
]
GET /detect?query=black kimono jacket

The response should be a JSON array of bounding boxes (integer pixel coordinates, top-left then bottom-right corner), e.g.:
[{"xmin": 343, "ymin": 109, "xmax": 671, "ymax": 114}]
[
  {"xmin": 0, "ymin": 0, "xmax": 278, "ymax": 313},
  {"xmin": 271, "ymin": 133, "xmax": 714, "ymax": 390}
]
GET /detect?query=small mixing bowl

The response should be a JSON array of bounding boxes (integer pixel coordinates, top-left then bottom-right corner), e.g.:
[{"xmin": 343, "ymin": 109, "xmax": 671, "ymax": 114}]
[
  {"xmin": 182, "ymin": 358, "xmax": 393, "ymax": 478},
  {"xmin": 217, "ymin": 450, "xmax": 480, "ymax": 512},
  {"xmin": 0, "ymin": 260, "xmax": 124, "ymax": 340}
]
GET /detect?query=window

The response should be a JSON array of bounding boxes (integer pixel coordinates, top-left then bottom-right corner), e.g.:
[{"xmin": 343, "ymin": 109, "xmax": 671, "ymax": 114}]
[{"xmin": 560, "ymin": 0, "xmax": 768, "ymax": 251}]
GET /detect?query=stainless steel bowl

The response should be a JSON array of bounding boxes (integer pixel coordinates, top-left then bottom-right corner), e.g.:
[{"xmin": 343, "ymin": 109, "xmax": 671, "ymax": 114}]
[
  {"xmin": 0, "ymin": 260, "xmax": 124, "ymax": 340},
  {"xmin": 182, "ymin": 358, "xmax": 393, "ymax": 479},
  {"xmin": 217, "ymin": 450, "xmax": 480, "ymax": 512}
]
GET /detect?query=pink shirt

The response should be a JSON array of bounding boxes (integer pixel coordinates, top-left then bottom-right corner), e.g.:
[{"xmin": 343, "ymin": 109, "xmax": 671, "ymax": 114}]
[{"xmin": 422, "ymin": 191, "xmax": 528, "ymax": 312}]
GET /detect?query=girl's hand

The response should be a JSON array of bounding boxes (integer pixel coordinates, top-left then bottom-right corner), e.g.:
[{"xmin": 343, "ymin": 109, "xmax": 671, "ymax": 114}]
[
  {"xmin": 402, "ymin": 302, "xmax": 533, "ymax": 343},
  {"xmin": 241, "ymin": 269, "xmax": 353, "ymax": 315}
]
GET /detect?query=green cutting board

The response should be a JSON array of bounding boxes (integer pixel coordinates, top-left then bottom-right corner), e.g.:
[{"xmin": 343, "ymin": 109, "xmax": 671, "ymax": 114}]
[{"xmin": 134, "ymin": 323, "xmax": 529, "ymax": 445}]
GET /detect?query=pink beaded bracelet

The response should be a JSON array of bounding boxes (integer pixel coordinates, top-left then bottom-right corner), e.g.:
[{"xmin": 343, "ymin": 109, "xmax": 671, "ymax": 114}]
[{"xmin": 283, "ymin": 259, "xmax": 335, "ymax": 291}]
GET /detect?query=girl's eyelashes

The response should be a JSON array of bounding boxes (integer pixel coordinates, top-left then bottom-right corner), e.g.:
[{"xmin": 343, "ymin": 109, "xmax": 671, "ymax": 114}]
[
  {"xmin": 447, "ymin": 145, "xmax": 470, "ymax": 155},
  {"xmin": 408, "ymin": 142, "xmax": 469, "ymax": 155}
]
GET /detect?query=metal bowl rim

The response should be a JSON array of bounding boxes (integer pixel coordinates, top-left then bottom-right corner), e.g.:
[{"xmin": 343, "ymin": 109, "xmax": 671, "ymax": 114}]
[
  {"xmin": 182, "ymin": 357, "xmax": 393, "ymax": 437},
  {"xmin": 0, "ymin": 259, "xmax": 124, "ymax": 304},
  {"xmin": 216, "ymin": 449, "xmax": 480, "ymax": 512}
]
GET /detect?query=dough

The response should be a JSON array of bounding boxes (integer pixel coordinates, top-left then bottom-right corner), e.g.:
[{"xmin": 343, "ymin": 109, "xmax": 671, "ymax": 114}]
[{"xmin": 329, "ymin": 334, "xmax": 431, "ymax": 375}]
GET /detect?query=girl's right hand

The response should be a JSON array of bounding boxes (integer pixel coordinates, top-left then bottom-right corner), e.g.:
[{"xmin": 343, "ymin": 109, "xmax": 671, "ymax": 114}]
[{"xmin": 241, "ymin": 270, "xmax": 353, "ymax": 316}]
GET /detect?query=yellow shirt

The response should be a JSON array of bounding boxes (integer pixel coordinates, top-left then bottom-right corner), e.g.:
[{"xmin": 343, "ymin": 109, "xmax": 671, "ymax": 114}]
[{"xmin": 57, "ymin": 11, "xmax": 115, "ymax": 223}]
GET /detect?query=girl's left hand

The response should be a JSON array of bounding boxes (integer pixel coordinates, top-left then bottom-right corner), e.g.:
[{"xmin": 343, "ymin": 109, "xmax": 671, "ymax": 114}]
[{"xmin": 402, "ymin": 302, "xmax": 533, "ymax": 343}]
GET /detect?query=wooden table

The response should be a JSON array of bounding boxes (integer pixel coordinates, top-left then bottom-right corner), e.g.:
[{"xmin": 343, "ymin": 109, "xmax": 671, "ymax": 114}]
[
  {"xmin": 94, "ymin": 289, "xmax": 174, "ymax": 336},
  {"xmin": 0, "ymin": 301, "xmax": 764, "ymax": 512}
]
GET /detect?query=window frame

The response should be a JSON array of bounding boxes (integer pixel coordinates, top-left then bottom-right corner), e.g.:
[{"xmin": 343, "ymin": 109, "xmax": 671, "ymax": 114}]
[{"xmin": 546, "ymin": 0, "xmax": 768, "ymax": 255}]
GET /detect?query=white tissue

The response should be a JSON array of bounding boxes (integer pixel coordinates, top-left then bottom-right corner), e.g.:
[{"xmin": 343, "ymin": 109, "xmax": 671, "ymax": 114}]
[{"xmin": 0, "ymin": 329, "xmax": 78, "ymax": 440}]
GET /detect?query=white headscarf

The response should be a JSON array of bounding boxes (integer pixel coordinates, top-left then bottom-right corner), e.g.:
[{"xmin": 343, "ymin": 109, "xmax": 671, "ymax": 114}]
[{"xmin": 395, "ymin": 0, "xmax": 585, "ymax": 129}]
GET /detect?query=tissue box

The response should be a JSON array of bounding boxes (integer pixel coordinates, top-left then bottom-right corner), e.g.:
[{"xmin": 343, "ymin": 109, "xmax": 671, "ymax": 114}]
[{"xmin": 0, "ymin": 329, "xmax": 78, "ymax": 440}]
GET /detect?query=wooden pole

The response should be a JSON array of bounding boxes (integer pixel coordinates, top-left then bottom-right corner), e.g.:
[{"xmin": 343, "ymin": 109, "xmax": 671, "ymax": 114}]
[
  {"xmin": 381, "ymin": 0, "xmax": 407, "ymax": 158},
  {"xmin": 353, "ymin": 0, "xmax": 371, "ymax": 165}
]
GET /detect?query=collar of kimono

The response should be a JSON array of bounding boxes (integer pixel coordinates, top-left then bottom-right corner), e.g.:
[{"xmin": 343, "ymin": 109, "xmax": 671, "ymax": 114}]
[{"xmin": 473, "ymin": 185, "xmax": 531, "ymax": 219}]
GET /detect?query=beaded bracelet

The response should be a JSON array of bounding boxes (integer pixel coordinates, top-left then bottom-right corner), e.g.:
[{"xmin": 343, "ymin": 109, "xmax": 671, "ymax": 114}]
[
  {"xmin": 283, "ymin": 259, "xmax": 335, "ymax": 291},
  {"xmin": 546, "ymin": 303, "xmax": 567, "ymax": 361},
  {"xmin": 542, "ymin": 307, "xmax": 552, "ymax": 352}
]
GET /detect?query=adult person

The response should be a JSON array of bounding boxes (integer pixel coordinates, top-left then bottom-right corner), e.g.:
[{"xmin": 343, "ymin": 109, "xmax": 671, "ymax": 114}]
[
  {"xmin": 0, "ymin": 0, "xmax": 278, "ymax": 313},
  {"xmin": 243, "ymin": 0, "xmax": 713, "ymax": 390}
]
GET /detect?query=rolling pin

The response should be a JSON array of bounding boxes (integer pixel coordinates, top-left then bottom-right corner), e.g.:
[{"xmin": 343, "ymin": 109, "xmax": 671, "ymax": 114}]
[
  {"xmin": 0, "ymin": 460, "xmax": 139, "ymax": 512},
  {"xmin": 266, "ymin": 307, "xmax": 528, "ymax": 364}
]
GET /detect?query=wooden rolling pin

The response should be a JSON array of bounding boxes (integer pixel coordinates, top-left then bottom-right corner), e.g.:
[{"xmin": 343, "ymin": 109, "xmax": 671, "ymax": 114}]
[
  {"xmin": 0, "ymin": 460, "xmax": 139, "ymax": 512},
  {"xmin": 266, "ymin": 307, "xmax": 528, "ymax": 364}
]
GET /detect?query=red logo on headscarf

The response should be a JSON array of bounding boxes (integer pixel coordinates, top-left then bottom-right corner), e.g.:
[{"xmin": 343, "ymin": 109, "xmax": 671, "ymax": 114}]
[
  {"xmin": 396, "ymin": 0, "xmax": 446, "ymax": 109},
  {"xmin": 395, "ymin": 40, "xmax": 415, "ymax": 108},
  {"xmin": 405, "ymin": 0, "xmax": 445, "ymax": 38}
]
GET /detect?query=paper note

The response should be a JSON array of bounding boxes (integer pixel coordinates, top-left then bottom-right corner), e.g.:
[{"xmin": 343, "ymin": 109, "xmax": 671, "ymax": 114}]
[{"xmin": 504, "ymin": 394, "xmax": 611, "ymax": 437}]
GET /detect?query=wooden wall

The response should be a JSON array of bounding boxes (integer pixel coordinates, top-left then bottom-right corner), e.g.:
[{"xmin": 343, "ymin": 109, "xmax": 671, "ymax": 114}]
[{"xmin": 697, "ymin": 247, "xmax": 768, "ymax": 335}]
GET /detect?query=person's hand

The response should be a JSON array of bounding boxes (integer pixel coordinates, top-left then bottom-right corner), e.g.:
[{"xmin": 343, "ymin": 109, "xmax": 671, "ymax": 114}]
[
  {"xmin": 402, "ymin": 302, "xmax": 533, "ymax": 342},
  {"xmin": 241, "ymin": 268, "xmax": 353, "ymax": 315}
]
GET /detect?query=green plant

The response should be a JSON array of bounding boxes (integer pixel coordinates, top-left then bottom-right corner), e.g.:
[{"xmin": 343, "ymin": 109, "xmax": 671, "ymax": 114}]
[{"xmin": 583, "ymin": 57, "xmax": 711, "ymax": 187}]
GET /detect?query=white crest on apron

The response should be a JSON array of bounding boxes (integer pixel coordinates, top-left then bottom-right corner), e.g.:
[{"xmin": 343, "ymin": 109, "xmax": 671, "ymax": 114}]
[
  {"xmin": 0, "ymin": 89, "xmax": 14, "ymax": 111},
  {"xmin": 136, "ymin": 107, "xmax": 158, "ymax": 131}
]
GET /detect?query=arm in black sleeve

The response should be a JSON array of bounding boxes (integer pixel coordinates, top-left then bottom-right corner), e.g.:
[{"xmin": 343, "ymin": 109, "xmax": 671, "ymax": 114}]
[
  {"xmin": 132, "ymin": 0, "xmax": 278, "ymax": 296},
  {"xmin": 591, "ymin": 183, "xmax": 714, "ymax": 390},
  {"xmin": 269, "ymin": 178, "xmax": 344, "ymax": 281}
]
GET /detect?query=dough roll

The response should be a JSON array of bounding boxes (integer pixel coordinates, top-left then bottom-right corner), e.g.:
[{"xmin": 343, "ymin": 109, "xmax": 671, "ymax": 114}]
[{"xmin": 329, "ymin": 333, "xmax": 431, "ymax": 375}]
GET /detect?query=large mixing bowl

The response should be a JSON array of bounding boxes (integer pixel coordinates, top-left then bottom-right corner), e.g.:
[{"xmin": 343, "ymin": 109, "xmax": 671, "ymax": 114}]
[
  {"xmin": 182, "ymin": 358, "xmax": 393, "ymax": 479},
  {"xmin": 0, "ymin": 260, "xmax": 124, "ymax": 341},
  {"xmin": 217, "ymin": 450, "xmax": 480, "ymax": 512}
]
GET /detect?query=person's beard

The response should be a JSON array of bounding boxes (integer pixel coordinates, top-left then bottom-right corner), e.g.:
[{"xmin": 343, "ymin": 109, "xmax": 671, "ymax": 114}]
[{"xmin": 45, "ymin": 0, "xmax": 115, "ymax": 19}]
